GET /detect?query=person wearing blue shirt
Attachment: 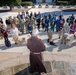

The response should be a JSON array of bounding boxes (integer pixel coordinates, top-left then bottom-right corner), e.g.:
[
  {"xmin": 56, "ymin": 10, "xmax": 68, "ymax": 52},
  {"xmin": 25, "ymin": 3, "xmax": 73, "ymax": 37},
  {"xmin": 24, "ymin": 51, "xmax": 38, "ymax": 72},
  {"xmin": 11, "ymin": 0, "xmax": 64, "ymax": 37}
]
[
  {"xmin": 56, "ymin": 17, "xmax": 60, "ymax": 32},
  {"xmin": 70, "ymin": 14, "xmax": 75, "ymax": 23},
  {"xmin": 37, "ymin": 11, "xmax": 41, "ymax": 19},
  {"xmin": 51, "ymin": 16, "xmax": 56, "ymax": 32},
  {"xmin": 49, "ymin": 14, "xmax": 52, "ymax": 28},
  {"xmin": 28, "ymin": 23, "xmax": 33, "ymax": 35},
  {"xmin": 67, "ymin": 16, "xmax": 71, "ymax": 26},
  {"xmin": 51, "ymin": 18, "xmax": 55, "ymax": 32},
  {"xmin": 45, "ymin": 17, "xmax": 49, "ymax": 32}
]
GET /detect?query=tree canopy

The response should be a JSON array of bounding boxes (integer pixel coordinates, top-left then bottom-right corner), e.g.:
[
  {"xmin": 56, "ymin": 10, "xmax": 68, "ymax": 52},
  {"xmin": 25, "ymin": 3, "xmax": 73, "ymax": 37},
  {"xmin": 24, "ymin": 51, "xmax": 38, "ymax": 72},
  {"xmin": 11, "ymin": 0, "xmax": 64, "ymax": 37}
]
[{"xmin": 0, "ymin": 0, "xmax": 22, "ymax": 6}]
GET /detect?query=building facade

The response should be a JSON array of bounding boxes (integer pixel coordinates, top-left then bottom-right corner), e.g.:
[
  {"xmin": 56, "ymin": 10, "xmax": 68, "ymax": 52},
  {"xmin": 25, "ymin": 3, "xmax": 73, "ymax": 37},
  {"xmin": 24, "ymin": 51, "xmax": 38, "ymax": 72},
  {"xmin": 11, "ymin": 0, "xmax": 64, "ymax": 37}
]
[
  {"xmin": 35, "ymin": 0, "xmax": 56, "ymax": 4},
  {"xmin": 22, "ymin": 0, "xmax": 56, "ymax": 4}
]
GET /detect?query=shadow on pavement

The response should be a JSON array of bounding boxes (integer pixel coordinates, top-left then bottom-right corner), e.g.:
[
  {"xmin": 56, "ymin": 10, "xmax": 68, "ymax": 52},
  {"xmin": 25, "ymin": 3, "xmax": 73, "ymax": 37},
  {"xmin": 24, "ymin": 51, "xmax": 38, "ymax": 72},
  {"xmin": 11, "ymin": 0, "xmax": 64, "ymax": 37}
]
[
  {"xmin": 0, "ymin": 9, "xmax": 10, "ymax": 13},
  {"xmin": 0, "ymin": 43, "xmax": 26, "ymax": 50},
  {"xmin": 58, "ymin": 42, "xmax": 76, "ymax": 52},
  {"xmin": 15, "ymin": 61, "xmax": 52, "ymax": 75}
]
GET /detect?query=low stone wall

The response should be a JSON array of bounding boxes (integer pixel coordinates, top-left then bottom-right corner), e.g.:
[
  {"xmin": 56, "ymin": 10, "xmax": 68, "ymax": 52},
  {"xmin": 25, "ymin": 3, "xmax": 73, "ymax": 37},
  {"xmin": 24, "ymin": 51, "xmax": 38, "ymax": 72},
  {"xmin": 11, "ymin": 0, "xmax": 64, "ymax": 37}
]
[
  {"xmin": 0, "ymin": 64, "xmax": 29, "ymax": 75},
  {"xmin": 0, "ymin": 61, "xmax": 76, "ymax": 75},
  {"xmin": 0, "ymin": 52, "xmax": 76, "ymax": 75}
]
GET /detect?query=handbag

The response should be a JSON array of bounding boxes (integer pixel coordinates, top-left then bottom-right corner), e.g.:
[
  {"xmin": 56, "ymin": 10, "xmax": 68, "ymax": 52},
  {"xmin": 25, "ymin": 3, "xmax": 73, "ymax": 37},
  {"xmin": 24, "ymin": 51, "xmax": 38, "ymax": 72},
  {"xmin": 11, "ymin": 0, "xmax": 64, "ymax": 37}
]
[{"xmin": 5, "ymin": 39, "xmax": 11, "ymax": 47}]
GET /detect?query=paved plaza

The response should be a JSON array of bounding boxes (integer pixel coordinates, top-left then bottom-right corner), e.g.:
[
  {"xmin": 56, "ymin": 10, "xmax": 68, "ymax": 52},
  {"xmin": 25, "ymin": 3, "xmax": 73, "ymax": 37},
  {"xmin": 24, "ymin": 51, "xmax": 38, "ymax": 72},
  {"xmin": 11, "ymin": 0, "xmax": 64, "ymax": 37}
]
[
  {"xmin": 0, "ymin": 5, "xmax": 76, "ymax": 75},
  {"xmin": 0, "ymin": 6, "xmax": 76, "ymax": 55}
]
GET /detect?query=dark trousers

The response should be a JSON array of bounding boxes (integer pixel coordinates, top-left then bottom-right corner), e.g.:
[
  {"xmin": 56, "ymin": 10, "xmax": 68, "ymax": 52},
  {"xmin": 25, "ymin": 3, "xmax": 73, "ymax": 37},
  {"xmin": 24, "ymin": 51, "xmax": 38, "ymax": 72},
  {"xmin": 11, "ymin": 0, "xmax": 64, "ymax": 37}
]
[
  {"xmin": 45, "ymin": 26, "xmax": 49, "ymax": 32},
  {"xmin": 37, "ymin": 23, "xmax": 40, "ymax": 31},
  {"xmin": 42, "ymin": 23, "xmax": 45, "ymax": 29},
  {"xmin": 4, "ymin": 36, "xmax": 8, "ymax": 41},
  {"xmin": 4, "ymin": 33, "xmax": 8, "ymax": 41}
]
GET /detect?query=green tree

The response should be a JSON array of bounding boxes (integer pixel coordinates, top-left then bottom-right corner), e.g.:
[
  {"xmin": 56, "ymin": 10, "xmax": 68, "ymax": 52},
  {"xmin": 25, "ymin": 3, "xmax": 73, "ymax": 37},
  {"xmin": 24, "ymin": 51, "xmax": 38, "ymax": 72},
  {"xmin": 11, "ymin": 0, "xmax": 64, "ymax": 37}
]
[
  {"xmin": 0, "ymin": 0, "xmax": 22, "ymax": 6},
  {"xmin": 0, "ymin": 0, "xmax": 22, "ymax": 10},
  {"xmin": 57, "ymin": 0, "xmax": 76, "ymax": 5}
]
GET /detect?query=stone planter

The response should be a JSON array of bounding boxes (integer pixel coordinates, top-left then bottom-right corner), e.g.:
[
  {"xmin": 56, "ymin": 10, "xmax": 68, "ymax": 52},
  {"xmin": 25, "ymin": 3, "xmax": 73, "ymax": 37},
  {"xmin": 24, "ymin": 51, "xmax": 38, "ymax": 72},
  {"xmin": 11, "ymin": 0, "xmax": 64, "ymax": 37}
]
[
  {"xmin": 45, "ymin": 6, "xmax": 49, "ymax": 8},
  {"xmin": 38, "ymin": 4, "xmax": 42, "ymax": 8},
  {"xmin": 17, "ymin": 5, "xmax": 22, "ymax": 8},
  {"xmin": 45, "ymin": 4, "xmax": 49, "ymax": 8},
  {"xmin": 66, "ymin": 5, "xmax": 71, "ymax": 8},
  {"xmin": 24, "ymin": 6, "xmax": 28, "ymax": 8},
  {"xmin": 59, "ymin": 6, "xmax": 63, "ymax": 8},
  {"xmin": 3, "ymin": 6, "xmax": 9, "ymax": 9},
  {"xmin": 52, "ymin": 5, "xmax": 56, "ymax": 8},
  {"xmin": 32, "ymin": 5, "xmax": 35, "ymax": 8}
]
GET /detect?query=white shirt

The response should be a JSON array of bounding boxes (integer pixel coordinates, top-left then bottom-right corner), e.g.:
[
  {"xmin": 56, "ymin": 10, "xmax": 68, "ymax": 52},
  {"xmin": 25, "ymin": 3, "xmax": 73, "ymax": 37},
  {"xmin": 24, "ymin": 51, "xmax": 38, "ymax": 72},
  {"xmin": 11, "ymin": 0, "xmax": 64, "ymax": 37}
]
[
  {"xmin": 10, "ymin": 27, "xmax": 19, "ymax": 38},
  {"xmin": 33, "ymin": 29, "xmax": 39, "ymax": 36}
]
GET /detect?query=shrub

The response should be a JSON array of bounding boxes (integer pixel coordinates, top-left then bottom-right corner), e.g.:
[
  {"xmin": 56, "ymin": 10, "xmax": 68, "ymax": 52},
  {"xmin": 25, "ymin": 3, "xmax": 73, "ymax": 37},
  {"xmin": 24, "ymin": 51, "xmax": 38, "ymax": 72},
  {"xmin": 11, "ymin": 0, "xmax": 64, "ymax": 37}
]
[
  {"xmin": 21, "ymin": 1, "xmax": 33, "ymax": 6},
  {"xmin": 0, "ymin": 0, "xmax": 22, "ymax": 6},
  {"xmin": 56, "ymin": 1, "xmax": 68, "ymax": 5}
]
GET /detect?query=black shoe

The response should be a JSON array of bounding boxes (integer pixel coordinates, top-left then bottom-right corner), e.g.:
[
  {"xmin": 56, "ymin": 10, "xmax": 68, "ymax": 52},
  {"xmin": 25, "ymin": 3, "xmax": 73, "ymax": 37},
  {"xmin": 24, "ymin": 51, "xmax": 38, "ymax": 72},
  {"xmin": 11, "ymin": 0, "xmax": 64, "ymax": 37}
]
[
  {"xmin": 61, "ymin": 42, "xmax": 63, "ymax": 44},
  {"xmin": 15, "ymin": 43, "xmax": 17, "ymax": 45},
  {"xmin": 47, "ymin": 39, "xmax": 49, "ymax": 42},
  {"xmin": 49, "ymin": 42, "xmax": 57, "ymax": 46},
  {"xmin": 59, "ymin": 37, "xmax": 60, "ymax": 39}
]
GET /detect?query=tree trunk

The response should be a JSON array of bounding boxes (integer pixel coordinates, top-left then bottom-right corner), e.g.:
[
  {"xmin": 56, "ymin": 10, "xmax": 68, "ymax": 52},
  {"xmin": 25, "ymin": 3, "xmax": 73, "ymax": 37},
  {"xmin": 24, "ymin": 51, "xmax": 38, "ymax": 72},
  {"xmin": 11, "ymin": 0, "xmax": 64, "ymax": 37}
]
[{"xmin": 10, "ymin": 4, "xmax": 13, "ymax": 11}]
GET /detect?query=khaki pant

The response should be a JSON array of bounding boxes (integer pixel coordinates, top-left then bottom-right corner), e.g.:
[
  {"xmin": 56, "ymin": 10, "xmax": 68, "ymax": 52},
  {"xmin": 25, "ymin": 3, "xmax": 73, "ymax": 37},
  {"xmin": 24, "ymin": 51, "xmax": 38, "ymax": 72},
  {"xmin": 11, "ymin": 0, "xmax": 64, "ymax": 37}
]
[
  {"xmin": 58, "ymin": 31, "xmax": 62, "ymax": 38},
  {"xmin": 13, "ymin": 38, "xmax": 19, "ymax": 44},
  {"xmin": 61, "ymin": 35, "xmax": 67, "ymax": 44}
]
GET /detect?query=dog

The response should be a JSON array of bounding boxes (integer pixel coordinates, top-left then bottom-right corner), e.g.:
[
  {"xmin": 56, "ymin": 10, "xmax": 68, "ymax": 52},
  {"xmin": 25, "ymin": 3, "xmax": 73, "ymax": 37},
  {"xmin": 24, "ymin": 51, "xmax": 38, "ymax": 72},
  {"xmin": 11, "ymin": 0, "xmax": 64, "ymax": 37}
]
[
  {"xmin": 21, "ymin": 37, "xmax": 26, "ymax": 44},
  {"xmin": 65, "ymin": 34, "xmax": 74, "ymax": 46}
]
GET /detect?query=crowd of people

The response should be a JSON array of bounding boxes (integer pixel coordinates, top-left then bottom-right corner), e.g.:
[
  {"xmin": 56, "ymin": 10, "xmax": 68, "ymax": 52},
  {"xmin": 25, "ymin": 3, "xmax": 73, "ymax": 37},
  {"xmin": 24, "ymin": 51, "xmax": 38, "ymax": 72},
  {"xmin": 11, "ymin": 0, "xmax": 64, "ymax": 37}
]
[{"xmin": 0, "ymin": 10, "xmax": 76, "ymax": 46}]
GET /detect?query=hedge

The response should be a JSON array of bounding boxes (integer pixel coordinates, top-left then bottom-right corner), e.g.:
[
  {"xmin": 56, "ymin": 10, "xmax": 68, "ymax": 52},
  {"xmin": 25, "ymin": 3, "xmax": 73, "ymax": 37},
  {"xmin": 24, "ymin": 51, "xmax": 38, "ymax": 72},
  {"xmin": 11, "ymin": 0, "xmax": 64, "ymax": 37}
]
[
  {"xmin": 56, "ymin": 1, "xmax": 68, "ymax": 5},
  {"xmin": 21, "ymin": 1, "xmax": 33, "ymax": 6},
  {"xmin": 0, "ymin": 0, "xmax": 22, "ymax": 6}
]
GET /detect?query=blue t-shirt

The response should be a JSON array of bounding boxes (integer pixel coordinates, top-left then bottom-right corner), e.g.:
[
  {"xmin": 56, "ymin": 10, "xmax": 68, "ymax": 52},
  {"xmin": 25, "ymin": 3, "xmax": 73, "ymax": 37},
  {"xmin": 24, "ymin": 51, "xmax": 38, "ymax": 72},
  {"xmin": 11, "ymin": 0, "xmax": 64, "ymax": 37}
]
[
  {"xmin": 28, "ymin": 26, "xmax": 33, "ymax": 31},
  {"xmin": 56, "ymin": 19, "xmax": 60, "ymax": 26}
]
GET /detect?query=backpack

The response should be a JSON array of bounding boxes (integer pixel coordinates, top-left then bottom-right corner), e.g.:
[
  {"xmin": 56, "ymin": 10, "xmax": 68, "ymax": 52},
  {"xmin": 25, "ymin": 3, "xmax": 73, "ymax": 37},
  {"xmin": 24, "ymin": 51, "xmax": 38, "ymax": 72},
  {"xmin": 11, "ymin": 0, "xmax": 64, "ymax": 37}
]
[{"xmin": 5, "ymin": 39, "xmax": 11, "ymax": 47}]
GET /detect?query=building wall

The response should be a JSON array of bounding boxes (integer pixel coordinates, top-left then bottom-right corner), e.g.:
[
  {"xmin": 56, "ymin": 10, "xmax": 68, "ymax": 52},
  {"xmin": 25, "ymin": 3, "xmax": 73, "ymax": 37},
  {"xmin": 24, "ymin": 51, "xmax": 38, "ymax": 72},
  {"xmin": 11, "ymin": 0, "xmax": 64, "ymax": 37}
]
[
  {"xmin": 22, "ymin": 0, "xmax": 56, "ymax": 4},
  {"xmin": 36, "ymin": 0, "xmax": 56, "ymax": 4}
]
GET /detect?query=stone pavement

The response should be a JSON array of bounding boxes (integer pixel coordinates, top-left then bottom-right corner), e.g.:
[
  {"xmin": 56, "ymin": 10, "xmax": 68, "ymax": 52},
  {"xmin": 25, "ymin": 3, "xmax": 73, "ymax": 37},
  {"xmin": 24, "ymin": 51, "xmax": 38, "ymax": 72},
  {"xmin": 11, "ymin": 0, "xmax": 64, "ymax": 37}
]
[
  {"xmin": 1, "ymin": 61, "xmax": 76, "ymax": 75},
  {"xmin": 0, "ymin": 6, "xmax": 76, "ymax": 75},
  {"xmin": 0, "ymin": 52, "xmax": 76, "ymax": 75}
]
